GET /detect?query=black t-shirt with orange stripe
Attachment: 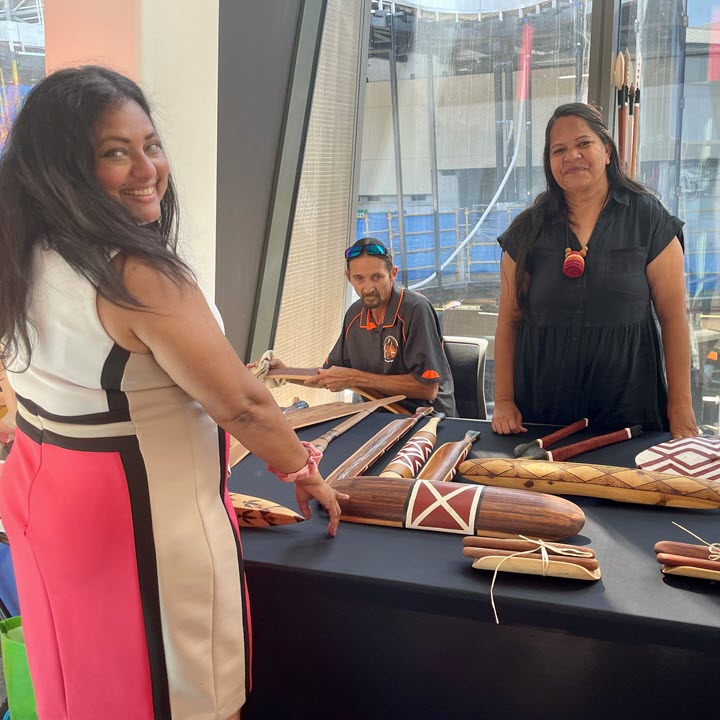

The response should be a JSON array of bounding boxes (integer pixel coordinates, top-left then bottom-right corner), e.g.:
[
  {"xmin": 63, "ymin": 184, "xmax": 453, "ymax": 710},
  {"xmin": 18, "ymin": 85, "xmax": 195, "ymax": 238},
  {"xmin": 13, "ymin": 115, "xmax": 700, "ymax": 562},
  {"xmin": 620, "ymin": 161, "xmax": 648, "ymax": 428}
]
[{"xmin": 323, "ymin": 284, "xmax": 457, "ymax": 417}]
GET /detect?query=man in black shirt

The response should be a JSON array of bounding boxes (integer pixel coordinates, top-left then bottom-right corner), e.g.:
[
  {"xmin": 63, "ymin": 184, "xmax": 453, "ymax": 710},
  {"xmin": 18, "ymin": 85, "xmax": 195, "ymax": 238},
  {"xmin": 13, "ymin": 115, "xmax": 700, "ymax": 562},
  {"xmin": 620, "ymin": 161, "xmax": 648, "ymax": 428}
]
[{"xmin": 301, "ymin": 238, "xmax": 456, "ymax": 416}]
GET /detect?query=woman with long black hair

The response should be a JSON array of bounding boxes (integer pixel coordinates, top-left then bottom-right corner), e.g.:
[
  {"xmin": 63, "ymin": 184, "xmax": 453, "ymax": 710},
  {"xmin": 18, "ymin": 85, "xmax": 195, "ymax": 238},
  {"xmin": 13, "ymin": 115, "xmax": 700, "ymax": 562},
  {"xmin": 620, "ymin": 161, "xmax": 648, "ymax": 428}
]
[
  {"xmin": 0, "ymin": 66, "xmax": 346, "ymax": 720},
  {"xmin": 492, "ymin": 103, "xmax": 697, "ymax": 439}
]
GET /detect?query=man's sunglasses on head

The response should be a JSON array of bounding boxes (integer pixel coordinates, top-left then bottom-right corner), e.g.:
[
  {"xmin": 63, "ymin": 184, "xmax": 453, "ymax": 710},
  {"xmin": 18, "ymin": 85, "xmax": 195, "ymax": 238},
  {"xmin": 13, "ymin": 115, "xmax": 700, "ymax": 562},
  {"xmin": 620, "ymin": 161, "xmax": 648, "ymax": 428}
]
[{"xmin": 345, "ymin": 242, "xmax": 391, "ymax": 260}]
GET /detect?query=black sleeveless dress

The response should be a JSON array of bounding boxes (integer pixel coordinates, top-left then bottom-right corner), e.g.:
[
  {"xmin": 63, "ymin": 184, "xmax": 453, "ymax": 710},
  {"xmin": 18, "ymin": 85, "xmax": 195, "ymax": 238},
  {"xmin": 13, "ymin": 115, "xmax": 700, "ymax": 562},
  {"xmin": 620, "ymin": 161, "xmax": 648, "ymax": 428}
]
[{"xmin": 499, "ymin": 188, "xmax": 684, "ymax": 431}]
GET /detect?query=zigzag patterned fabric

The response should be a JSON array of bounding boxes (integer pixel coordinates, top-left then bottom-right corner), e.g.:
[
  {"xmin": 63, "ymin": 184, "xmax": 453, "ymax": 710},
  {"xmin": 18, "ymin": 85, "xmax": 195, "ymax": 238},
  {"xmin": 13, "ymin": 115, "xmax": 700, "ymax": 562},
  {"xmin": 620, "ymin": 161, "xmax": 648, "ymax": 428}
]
[{"xmin": 635, "ymin": 437, "xmax": 720, "ymax": 481}]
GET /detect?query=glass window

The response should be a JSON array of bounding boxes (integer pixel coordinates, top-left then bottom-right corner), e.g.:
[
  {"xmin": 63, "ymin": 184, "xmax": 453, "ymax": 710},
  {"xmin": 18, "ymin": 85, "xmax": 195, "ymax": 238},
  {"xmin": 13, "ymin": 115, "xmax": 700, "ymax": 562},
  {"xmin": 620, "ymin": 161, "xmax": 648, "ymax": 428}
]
[
  {"xmin": 357, "ymin": 0, "xmax": 593, "ymax": 413},
  {"xmin": 620, "ymin": 0, "xmax": 720, "ymax": 433},
  {"xmin": 0, "ymin": 1, "xmax": 45, "ymax": 153}
]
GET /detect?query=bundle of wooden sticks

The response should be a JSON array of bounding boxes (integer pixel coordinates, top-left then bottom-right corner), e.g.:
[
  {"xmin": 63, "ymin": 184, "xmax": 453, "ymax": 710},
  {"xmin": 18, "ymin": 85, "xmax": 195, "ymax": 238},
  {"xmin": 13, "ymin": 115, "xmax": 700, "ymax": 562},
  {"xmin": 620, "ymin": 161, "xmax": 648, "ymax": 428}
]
[
  {"xmin": 463, "ymin": 536, "xmax": 601, "ymax": 581},
  {"xmin": 654, "ymin": 540, "xmax": 720, "ymax": 581}
]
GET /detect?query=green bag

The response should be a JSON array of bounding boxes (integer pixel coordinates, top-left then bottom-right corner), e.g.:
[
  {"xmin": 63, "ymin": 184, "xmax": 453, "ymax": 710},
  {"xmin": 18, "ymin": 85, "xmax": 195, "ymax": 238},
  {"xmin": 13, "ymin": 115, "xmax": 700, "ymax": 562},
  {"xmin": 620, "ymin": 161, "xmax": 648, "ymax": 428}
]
[{"xmin": 0, "ymin": 616, "xmax": 38, "ymax": 720}]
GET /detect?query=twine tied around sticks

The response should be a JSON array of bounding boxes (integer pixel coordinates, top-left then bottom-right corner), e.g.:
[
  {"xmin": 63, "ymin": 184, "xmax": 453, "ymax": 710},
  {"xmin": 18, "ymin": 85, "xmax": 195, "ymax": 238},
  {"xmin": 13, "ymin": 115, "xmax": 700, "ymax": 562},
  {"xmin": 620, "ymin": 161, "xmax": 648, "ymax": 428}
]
[
  {"xmin": 488, "ymin": 536, "xmax": 595, "ymax": 625},
  {"xmin": 672, "ymin": 521, "xmax": 720, "ymax": 561},
  {"xmin": 253, "ymin": 350, "xmax": 286, "ymax": 388}
]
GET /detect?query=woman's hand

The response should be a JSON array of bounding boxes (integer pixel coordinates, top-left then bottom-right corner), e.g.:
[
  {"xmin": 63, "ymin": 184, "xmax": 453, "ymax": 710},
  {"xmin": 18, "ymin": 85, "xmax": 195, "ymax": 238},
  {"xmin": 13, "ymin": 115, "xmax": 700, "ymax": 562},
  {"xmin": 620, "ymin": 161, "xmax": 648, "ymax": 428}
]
[
  {"xmin": 668, "ymin": 402, "xmax": 699, "ymax": 439},
  {"xmin": 491, "ymin": 400, "xmax": 527, "ymax": 435},
  {"xmin": 294, "ymin": 469, "xmax": 349, "ymax": 537}
]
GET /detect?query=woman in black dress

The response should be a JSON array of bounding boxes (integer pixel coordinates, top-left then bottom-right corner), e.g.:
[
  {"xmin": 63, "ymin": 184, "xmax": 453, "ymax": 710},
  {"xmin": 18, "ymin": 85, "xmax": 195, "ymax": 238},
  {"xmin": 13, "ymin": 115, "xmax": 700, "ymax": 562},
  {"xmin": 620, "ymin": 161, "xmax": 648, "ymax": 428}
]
[{"xmin": 492, "ymin": 103, "xmax": 697, "ymax": 439}]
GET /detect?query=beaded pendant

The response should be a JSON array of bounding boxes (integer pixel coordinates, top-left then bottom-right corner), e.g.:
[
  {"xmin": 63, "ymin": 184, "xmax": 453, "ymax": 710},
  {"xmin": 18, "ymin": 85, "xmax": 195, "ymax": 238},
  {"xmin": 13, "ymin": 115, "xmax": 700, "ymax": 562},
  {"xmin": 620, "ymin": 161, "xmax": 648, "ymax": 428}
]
[{"xmin": 563, "ymin": 247, "xmax": 587, "ymax": 278}]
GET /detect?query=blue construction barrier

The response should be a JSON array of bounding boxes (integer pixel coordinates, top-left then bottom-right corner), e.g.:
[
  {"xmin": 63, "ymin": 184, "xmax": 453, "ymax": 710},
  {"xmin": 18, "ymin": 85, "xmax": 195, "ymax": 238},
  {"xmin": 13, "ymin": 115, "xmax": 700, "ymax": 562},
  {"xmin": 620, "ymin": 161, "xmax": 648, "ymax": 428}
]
[{"xmin": 357, "ymin": 208, "xmax": 720, "ymax": 301}]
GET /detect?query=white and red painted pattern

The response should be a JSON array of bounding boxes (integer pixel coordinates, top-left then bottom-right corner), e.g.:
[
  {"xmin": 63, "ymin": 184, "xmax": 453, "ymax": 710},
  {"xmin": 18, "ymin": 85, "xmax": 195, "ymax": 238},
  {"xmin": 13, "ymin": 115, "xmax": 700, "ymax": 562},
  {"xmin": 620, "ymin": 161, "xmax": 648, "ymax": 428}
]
[
  {"xmin": 635, "ymin": 437, "xmax": 720, "ymax": 481},
  {"xmin": 443, "ymin": 445, "xmax": 474, "ymax": 482},
  {"xmin": 404, "ymin": 480, "xmax": 485, "ymax": 534},
  {"xmin": 389, "ymin": 436, "xmax": 435, "ymax": 476}
]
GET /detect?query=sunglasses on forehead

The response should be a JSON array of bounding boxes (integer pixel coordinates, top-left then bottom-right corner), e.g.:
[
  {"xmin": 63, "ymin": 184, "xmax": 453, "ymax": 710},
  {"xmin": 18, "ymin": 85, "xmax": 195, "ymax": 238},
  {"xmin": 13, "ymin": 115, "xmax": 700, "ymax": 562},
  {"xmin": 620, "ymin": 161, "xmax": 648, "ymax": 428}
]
[{"xmin": 344, "ymin": 242, "xmax": 391, "ymax": 260}]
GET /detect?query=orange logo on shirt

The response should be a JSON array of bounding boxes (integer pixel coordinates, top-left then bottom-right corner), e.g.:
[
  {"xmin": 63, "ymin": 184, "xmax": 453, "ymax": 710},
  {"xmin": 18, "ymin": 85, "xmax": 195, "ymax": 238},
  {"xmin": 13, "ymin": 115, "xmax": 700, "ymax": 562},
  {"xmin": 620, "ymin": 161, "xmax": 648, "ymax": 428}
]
[{"xmin": 383, "ymin": 336, "xmax": 399, "ymax": 363}]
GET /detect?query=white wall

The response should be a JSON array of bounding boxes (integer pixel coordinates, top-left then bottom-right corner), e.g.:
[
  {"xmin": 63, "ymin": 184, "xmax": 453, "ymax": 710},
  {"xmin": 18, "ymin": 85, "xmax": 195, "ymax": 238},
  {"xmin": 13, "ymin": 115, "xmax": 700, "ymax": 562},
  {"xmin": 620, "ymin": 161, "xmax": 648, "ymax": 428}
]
[{"xmin": 140, "ymin": 0, "xmax": 219, "ymax": 294}]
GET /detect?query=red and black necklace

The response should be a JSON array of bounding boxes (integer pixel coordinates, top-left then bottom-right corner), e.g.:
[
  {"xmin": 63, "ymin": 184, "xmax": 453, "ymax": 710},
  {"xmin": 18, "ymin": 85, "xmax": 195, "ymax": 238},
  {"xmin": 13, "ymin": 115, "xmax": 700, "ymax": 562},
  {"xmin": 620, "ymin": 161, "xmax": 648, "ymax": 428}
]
[{"xmin": 562, "ymin": 188, "xmax": 612, "ymax": 279}]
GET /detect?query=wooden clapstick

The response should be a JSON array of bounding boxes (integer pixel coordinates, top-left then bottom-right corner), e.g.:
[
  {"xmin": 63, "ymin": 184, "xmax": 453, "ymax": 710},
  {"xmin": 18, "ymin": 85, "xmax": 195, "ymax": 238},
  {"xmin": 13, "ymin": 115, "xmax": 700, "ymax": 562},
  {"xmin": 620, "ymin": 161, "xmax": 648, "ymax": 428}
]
[
  {"xmin": 417, "ymin": 430, "xmax": 480, "ymax": 482},
  {"xmin": 462, "ymin": 546, "xmax": 599, "ymax": 571},
  {"xmin": 266, "ymin": 368, "xmax": 410, "ymax": 415},
  {"xmin": 519, "ymin": 425, "xmax": 642, "ymax": 461},
  {"xmin": 229, "ymin": 492, "xmax": 305, "ymax": 528},
  {"xmin": 325, "ymin": 406, "xmax": 434, "ymax": 485},
  {"xmin": 330, "ymin": 476, "xmax": 585, "ymax": 540},
  {"xmin": 514, "ymin": 418, "xmax": 588, "ymax": 458},
  {"xmin": 655, "ymin": 553, "xmax": 720, "ymax": 573},
  {"xmin": 463, "ymin": 535, "xmax": 596, "ymax": 558},
  {"xmin": 458, "ymin": 456, "xmax": 720, "ymax": 509},
  {"xmin": 380, "ymin": 416, "xmax": 443, "ymax": 478},
  {"xmin": 228, "ymin": 395, "xmax": 406, "ymax": 468},
  {"xmin": 654, "ymin": 541, "xmax": 716, "ymax": 560}
]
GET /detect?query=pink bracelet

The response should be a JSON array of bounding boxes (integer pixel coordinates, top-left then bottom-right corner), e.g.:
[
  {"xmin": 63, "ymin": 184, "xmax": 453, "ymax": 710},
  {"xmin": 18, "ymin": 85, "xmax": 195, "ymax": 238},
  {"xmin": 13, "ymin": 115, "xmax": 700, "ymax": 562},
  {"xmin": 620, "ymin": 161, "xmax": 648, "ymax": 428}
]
[{"xmin": 267, "ymin": 441, "xmax": 323, "ymax": 483}]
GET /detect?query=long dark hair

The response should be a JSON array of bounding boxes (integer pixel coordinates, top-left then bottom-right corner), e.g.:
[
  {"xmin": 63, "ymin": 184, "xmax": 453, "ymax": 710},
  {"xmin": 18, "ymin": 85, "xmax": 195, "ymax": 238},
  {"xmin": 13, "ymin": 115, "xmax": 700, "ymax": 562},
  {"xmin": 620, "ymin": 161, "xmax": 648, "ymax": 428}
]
[
  {"xmin": 0, "ymin": 65, "xmax": 192, "ymax": 366},
  {"xmin": 508, "ymin": 102, "xmax": 648, "ymax": 313}
]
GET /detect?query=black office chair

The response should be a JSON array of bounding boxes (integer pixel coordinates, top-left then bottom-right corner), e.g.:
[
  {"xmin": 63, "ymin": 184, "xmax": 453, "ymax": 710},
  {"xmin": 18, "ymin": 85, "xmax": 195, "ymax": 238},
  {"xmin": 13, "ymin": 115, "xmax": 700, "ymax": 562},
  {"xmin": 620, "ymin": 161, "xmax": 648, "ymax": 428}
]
[{"xmin": 443, "ymin": 335, "xmax": 489, "ymax": 420}]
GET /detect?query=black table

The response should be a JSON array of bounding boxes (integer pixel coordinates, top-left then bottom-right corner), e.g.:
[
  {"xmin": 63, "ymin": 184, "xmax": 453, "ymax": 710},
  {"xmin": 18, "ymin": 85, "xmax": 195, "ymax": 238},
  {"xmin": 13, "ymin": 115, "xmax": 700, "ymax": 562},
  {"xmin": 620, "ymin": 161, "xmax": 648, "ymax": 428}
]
[{"xmin": 229, "ymin": 416, "xmax": 719, "ymax": 719}]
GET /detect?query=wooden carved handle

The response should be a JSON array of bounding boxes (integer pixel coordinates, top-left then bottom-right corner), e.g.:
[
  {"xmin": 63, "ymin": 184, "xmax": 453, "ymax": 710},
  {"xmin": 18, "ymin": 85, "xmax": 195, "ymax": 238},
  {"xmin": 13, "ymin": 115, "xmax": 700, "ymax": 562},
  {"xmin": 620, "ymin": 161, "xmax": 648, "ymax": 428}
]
[
  {"xmin": 538, "ymin": 426, "xmax": 641, "ymax": 462},
  {"xmin": 514, "ymin": 418, "xmax": 588, "ymax": 457},
  {"xmin": 457, "ymin": 456, "xmax": 720, "ymax": 509},
  {"xmin": 416, "ymin": 430, "xmax": 480, "ymax": 482}
]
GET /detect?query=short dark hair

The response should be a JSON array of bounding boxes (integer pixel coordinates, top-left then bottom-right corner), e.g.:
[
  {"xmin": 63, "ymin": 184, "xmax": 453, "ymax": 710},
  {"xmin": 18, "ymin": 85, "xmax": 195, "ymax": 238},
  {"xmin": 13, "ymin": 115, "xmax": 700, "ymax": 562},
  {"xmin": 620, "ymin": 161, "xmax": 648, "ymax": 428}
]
[
  {"xmin": 0, "ymin": 65, "xmax": 192, "ymax": 366},
  {"xmin": 345, "ymin": 237, "xmax": 394, "ymax": 273}
]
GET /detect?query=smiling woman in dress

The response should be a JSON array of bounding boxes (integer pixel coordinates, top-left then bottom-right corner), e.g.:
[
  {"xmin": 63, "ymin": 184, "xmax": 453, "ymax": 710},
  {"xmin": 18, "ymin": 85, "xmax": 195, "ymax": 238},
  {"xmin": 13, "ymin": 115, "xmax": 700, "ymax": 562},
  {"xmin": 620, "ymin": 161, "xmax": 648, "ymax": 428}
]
[
  {"xmin": 492, "ymin": 103, "xmax": 697, "ymax": 440},
  {"xmin": 0, "ymin": 66, "xmax": 346, "ymax": 720}
]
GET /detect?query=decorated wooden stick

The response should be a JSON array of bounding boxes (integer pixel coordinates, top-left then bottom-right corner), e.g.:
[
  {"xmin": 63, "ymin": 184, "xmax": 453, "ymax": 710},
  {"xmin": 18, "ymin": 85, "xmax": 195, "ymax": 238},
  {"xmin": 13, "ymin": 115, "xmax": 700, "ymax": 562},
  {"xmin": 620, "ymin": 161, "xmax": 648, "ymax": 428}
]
[
  {"xmin": 229, "ymin": 492, "xmax": 305, "ymax": 528},
  {"xmin": 458, "ymin": 457, "xmax": 720, "ymax": 509},
  {"xmin": 417, "ymin": 430, "xmax": 480, "ymax": 482},
  {"xmin": 518, "ymin": 425, "xmax": 642, "ymax": 461},
  {"xmin": 329, "ymin": 476, "xmax": 585, "ymax": 540},
  {"xmin": 379, "ymin": 416, "xmax": 444, "ymax": 478},
  {"xmin": 325, "ymin": 406, "xmax": 435, "ymax": 485},
  {"xmin": 229, "ymin": 395, "xmax": 406, "ymax": 468},
  {"xmin": 513, "ymin": 418, "xmax": 588, "ymax": 458}
]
